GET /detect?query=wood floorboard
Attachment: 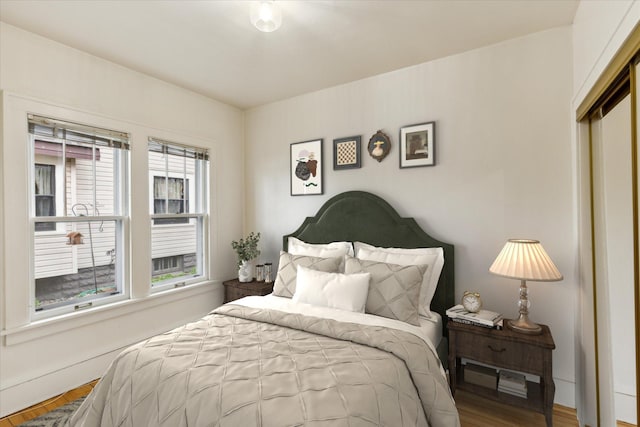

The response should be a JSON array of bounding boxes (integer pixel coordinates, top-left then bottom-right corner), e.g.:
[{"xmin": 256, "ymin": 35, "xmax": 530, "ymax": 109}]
[
  {"xmin": 455, "ymin": 390, "xmax": 579, "ymax": 427},
  {"xmin": 0, "ymin": 379, "xmax": 98, "ymax": 427},
  {"xmin": 0, "ymin": 381, "xmax": 581, "ymax": 427}
]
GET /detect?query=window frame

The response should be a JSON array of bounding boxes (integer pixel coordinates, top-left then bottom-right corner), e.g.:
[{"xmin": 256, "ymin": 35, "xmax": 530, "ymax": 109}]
[
  {"xmin": 148, "ymin": 137, "xmax": 209, "ymax": 291},
  {"xmin": 28, "ymin": 120, "xmax": 130, "ymax": 321}
]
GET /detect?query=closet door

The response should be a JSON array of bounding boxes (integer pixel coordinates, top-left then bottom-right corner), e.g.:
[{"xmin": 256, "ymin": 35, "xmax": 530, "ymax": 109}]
[{"xmin": 591, "ymin": 85, "xmax": 637, "ymax": 426}]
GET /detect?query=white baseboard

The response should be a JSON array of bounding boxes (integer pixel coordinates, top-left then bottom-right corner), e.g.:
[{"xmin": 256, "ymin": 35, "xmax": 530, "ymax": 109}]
[
  {"xmin": 614, "ymin": 390, "xmax": 637, "ymax": 425},
  {"xmin": 555, "ymin": 377, "xmax": 576, "ymax": 408},
  {"xmin": 0, "ymin": 347, "xmax": 123, "ymax": 417}
]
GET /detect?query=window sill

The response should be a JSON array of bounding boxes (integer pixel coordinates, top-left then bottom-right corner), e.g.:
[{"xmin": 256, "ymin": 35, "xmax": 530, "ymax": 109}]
[{"xmin": 1, "ymin": 280, "xmax": 221, "ymax": 346}]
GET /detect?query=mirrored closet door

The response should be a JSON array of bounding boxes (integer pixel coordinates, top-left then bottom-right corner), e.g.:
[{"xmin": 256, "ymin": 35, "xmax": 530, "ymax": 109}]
[
  {"xmin": 590, "ymin": 82, "xmax": 637, "ymax": 426},
  {"xmin": 578, "ymin": 25, "xmax": 640, "ymax": 427}
]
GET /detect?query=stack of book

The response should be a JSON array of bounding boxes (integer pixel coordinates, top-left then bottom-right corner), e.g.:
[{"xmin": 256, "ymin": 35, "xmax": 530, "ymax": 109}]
[
  {"xmin": 446, "ymin": 304, "xmax": 503, "ymax": 329},
  {"xmin": 498, "ymin": 370, "xmax": 527, "ymax": 398}
]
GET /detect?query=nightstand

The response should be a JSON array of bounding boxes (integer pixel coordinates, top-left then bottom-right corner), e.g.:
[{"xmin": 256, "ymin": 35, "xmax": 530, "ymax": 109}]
[
  {"xmin": 222, "ymin": 278, "xmax": 274, "ymax": 303},
  {"xmin": 447, "ymin": 320, "xmax": 556, "ymax": 426}
]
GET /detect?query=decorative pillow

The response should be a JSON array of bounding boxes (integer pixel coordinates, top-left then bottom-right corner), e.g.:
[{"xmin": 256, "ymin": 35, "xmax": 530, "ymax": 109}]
[
  {"xmin": 288, "ymin": 237, "xmax": 354, "ymax": 257},
  {"xmin": 344, "ymin": 257, "xmax": 427, "ymax": 326},
  {"xmin": 272, "ymin": 251, "xmax": 342, "ymax": 298},
  {"xmin": 354, "ymin": 242, "xmax": 444, "ymax": 319},
  {"xmin": 292, "ymin": 265, "xmax": 370, "ymax": 312}
]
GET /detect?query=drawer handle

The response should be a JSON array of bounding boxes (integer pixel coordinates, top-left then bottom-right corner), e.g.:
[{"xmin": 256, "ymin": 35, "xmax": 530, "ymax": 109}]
[{"xmin": 488, "ymin": 345, "xmax": 506, "ymax": 353}]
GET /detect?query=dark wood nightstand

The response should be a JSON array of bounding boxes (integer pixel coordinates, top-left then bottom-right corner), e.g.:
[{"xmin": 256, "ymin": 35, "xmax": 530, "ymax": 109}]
[
  {"xmin": 447, "ymin": 320, "xmax": 556, "ymax": 426},
  {"xmin": 222, "ymin": 278, "xmax": 274, "ymax": 303}
]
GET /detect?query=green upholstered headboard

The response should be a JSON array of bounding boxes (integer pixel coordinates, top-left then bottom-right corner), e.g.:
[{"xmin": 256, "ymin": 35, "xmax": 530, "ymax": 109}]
[{"xmin": 283, "ymin": 190, "xmax": 455, "ymax": 335}]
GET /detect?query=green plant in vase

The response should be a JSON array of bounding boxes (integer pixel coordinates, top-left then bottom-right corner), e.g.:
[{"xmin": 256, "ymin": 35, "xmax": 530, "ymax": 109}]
[{"xmin": 231, "ymin": 232, "xmax": 261, "ymax": 282}]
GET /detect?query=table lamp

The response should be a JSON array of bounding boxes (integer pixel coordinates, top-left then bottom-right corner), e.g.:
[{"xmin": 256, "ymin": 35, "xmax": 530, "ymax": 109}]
[{"xmin": 489, "ymin": 239, "xmax": 562, "ymax": 334}]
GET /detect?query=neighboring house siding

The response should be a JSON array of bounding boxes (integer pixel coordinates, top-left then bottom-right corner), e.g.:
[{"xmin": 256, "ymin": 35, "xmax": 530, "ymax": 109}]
[
  {"xmin": 74, "ymin": 222, "xmax": 116, "ymax": 270},
  {"xmin": 148, "ymin": 151, "xmax": 195, "ymax": 174},
  {"xmin": 34, "ymin": 233, "xmax": 75, "ymax": 278},
  {"xmin": 34, "ymin": 146, "xmax": 199, "ymax": 279},
  {"xmin": 74, "ymin": 149, "xmax": 115, "ymax": 271},
  {"xmin": 151, "ymin": 224, "xmax": 197, "ymax": 258},
  {"xmin": 34, "ymin": 149, "xmax": 116, "ymax": 277},
  {"xmin": 149, "ymin": 150, "xmax": 197, "ymax": 261}
]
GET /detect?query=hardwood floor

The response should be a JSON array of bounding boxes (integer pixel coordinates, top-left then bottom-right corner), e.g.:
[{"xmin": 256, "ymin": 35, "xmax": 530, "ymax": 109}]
[
  {"xmin": 455, "ymin": 390, "xmax": 578, "ymax": 426},
  {"xmin": 0, "ymin": 381, "xmax": 581, "ymax": 427},
  {"xmin": 0, "ymin": 380, "xmax": 98, "ymax": 427}
]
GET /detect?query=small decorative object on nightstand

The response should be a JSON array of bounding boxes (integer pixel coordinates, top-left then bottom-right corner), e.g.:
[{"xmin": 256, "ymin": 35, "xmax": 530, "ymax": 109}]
[
  {"xmin": 231, "ymin": 232, "xmax": 261, "ymax": 282},
  {"xmin": 256, "ymin": 264, "xmax": 265, "ymax": 281},
  {"xmin": 264, "ymin": 262, "xmax": 273, "ymax": 283},
  {"xmin": 223, "ymin": 278, "xmax": 274, "ymax": 303},
  {"xmin": 461, "ymin": 291, "xmax": 482, "ymax": 313},
  {"xmin": 448, "ymin": 320, "xmax": 556, "ymax": 426}
]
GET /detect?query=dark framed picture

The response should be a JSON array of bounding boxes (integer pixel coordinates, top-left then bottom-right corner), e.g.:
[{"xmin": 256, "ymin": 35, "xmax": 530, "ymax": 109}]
[
  {"xmin": 333, "ymin": 136, "xmax": 361, "ymax": 170},
  {"xmin": 367, "ymin": 130, "xmax": 391, "ymax": 162},
  {"xmin": 399, "ymin": 121, "xmax": 435, "ymax": 168},
  {"xmin": 290, "ymin": 139, "xmax": 323, "ymax": 196}
]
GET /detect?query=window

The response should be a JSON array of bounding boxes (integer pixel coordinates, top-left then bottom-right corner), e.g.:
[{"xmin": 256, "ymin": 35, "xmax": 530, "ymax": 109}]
[
  {"xmin": 34, "ymin": 164, "xmax": 56, "ymax": 231},
  {"xmin": 148, "ymin": 137, "xmax": 208, "ymax": 289},
  {"xmin": 153, "ymin": 255, "xmax": 183, "ymax": 274},
  {"xmin": 29, "ymin": 114, "xmax": 130, "ymax": 318},
  {"xmin": 153, "ymin": 176, "xmax": 189, "ymax": 225}
]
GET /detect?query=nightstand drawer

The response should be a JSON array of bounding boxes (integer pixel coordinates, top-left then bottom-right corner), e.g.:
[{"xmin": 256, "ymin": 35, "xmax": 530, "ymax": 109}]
[
  {"xmin": 456, "ymin": 331, "xmax": 544, "ymax": 375},
  {"xmin": 226, "ymin": 286, "xmax": 265, "ymax": 301},
  {"xmin": 223, "ymin": 278, "xmax": 274, "ymax": 303}
]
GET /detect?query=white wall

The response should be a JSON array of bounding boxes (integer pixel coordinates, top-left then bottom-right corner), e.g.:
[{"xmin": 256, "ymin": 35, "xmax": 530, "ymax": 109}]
[
  {"xmin": 572, "ymin": 0, "xmax": 639, "ymax": 108},
  {"xmin": 245, "ymin": 27, "xmax": 576, "ymax": 406},
  {"xmin": 0, "ymin": 22, "xmax": 244, "ymax": 416},
  {"xmin": 572, "ymin": 1, "xmax": 640, "ymax": 425}
]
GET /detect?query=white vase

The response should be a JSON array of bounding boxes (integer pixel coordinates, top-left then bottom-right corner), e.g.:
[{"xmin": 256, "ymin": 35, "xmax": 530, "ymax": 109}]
[{"xmin": 238, "ymin": 260, "xmax": 252, "ymax": 282}]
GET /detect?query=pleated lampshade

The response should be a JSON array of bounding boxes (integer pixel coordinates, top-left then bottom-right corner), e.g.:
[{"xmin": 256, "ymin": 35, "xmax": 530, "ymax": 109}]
[{"xmin": 489, "ymin": 239, "xmax": 563, "ymax": 282}]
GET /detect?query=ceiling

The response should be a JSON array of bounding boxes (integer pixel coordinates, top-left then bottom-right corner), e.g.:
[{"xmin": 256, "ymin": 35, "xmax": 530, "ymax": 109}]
[{"xmin": 0, "ymin": 0, "xmax": 579, "ymax": 109}]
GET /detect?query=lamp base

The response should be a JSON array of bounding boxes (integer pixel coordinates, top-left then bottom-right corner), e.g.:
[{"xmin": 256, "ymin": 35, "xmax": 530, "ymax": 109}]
[{"xmin": 507, "ymin": 315, "xmax": 542, "ymax": 335}]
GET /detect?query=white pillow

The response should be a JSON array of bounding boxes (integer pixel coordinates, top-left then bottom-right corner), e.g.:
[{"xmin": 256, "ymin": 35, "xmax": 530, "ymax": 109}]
[
  {"xmin": 292, "ymin": 265, "xmax": 370, "ymax": 312},
  {"xmin": 354, "ymin": 242, "xmax": 444, "ymax": 319},
  {"xmin": 288, "ymin": 237, "xmax": 354, "ymax": 258}
]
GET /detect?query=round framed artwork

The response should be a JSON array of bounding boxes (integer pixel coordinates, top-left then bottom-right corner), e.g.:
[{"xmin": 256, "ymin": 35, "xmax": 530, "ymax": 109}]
[{"xmin": 367, "ymin": 130, "xmax": 391, "ymax": 162}]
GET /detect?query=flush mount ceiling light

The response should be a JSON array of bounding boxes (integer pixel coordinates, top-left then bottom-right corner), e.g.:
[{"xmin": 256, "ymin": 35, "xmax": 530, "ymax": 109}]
[{"xmin": 250, "ymin": 1, "xmax": 282, "ymax": 32}]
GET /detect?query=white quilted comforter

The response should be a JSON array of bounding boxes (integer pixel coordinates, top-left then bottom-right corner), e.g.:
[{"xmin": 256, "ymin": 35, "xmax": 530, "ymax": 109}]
[{"xmin": 69, "ymin": 299, "xmax": 459, "ymax": 427}]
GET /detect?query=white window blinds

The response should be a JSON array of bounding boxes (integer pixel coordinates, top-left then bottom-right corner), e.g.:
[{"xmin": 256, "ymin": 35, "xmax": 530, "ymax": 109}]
[
  {"xmin": 148, "ymin": 137, "xmax": 208, "ymax": 161},
  {"xmin": 28, "ymin": 114, "xmax": 130, "ymax": 149}
]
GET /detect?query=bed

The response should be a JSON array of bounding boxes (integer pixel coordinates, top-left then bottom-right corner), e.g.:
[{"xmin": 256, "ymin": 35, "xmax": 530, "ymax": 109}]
[{"xmin": 69, "ymin": 191, "xmax": 459, "ymax": 427}]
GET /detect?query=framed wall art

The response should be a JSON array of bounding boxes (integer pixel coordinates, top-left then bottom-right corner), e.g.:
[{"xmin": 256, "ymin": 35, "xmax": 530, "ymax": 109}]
[
  {"xmin": 367, "ymin": 130, "xmax": 391, "ymax": 162},
  {"xmin": 290, "ymin": 139, "xmax": 323, "ymax": 196},
  {"xmin": 333, "ymin": 136, "xmax": 361, "ymax": 170},
  {"xmin": 399, "ymin": 121, "xmax": 435, "ymax": 168}
]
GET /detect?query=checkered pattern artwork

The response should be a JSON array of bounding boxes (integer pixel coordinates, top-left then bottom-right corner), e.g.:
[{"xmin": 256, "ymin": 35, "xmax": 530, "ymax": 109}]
[
  {"xmin": 333, "ymin": 136, "xmax": 361, "ymax": 170},
  {"xmin": 336, "ymin": 140, "xmax": 357, "ymax": 165}
]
